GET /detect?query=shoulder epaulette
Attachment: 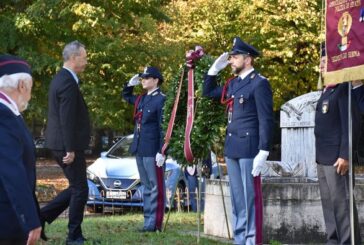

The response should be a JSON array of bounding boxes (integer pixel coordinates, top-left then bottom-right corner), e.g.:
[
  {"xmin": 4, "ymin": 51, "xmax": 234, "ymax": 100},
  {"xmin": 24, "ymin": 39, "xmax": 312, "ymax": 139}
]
[{"xmin": 257, "ymin": 73, "xmax": 266, "ymax": 80}]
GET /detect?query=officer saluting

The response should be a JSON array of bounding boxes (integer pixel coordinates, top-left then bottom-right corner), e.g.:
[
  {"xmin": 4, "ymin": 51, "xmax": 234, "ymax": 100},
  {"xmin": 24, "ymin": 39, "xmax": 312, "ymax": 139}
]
[
  {"xmin": 203, "ymin": 37, "xmax": 273, "ymax": 245},
  {"xmin": 122, "ymin": 66, "xmax": 166, "ymax": 232}
]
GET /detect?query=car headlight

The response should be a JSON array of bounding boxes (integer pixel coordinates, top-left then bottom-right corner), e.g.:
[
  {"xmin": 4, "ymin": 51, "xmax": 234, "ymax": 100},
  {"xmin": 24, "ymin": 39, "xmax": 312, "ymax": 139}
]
[{"xmin": 87, "ymin": 170, "xmax": 100, "ymax": 184}]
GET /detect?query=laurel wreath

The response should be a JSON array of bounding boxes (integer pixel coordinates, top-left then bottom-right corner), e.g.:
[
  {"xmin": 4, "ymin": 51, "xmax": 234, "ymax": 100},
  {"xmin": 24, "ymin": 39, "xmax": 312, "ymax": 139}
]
[{"xmin": 162, "ymin": 55, "xmax": 227, "ymax": 165}]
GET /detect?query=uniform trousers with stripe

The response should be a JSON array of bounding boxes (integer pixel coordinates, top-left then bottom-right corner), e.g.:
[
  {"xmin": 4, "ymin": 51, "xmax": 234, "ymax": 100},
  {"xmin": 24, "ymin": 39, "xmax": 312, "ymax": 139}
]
[
  {"xmin": 226, "ymin": 157, "xmax": 263, "ymax": 245},
  {"xmin": 136, "ymin": 156, "xmax": 165, "ymax": 231}
]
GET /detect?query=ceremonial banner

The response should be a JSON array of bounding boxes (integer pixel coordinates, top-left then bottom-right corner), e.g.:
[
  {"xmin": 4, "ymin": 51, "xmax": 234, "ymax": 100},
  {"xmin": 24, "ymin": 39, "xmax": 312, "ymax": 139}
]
[{"xmin": 325, "ymin": 0, "xmax": 364, "ymax": 84}]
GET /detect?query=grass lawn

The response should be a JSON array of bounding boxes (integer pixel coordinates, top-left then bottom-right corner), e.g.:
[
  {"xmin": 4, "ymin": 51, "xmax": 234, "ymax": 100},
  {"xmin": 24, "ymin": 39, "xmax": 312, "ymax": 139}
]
[{"xmin": 39, "ymin": 211, "xmax": 231, "ymax": 245}]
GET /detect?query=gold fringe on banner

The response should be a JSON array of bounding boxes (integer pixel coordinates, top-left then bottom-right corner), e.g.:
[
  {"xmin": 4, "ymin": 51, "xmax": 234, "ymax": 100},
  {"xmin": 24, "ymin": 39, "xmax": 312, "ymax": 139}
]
[
  {"xmin": 324, "ymin": 64, "xmax": 364, "ymax": 85},
  {"xmin": 317, "ymin": 76, "xmax": 323, "ymax": 90}
]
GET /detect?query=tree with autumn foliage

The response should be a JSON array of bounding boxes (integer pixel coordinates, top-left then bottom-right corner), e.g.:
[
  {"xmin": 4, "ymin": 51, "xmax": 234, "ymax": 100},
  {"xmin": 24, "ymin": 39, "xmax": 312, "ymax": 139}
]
[
  {"xmin": 0, "ymin": 0, "xmax": 182, "ymax": 138},
  {"xmin": 0, "ymin": 0, "xmax": 323, "ymax": 154},
  {"xmin": 161, "ymin": 0, "xmax": 323, "ymax": 109},
  {"xmin": 159, "ymin": 0, "xmax": 323, "ymax": 163}
]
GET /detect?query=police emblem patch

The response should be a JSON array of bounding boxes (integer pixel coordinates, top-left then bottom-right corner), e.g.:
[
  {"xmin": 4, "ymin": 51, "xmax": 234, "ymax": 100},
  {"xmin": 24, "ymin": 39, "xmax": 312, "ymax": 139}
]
[
  {"xmin": 239, "ymin": 96, "xmax": 244, "ymax": 104},
  {"xmin": 322, "ymin": 100, "xmax": 329, "ymax": 114}
]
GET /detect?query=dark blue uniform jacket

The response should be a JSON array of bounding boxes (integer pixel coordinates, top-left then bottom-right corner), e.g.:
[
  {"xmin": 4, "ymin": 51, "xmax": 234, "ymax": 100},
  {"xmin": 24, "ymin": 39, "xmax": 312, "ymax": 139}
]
[
  {"xmin": 315, "ymin": 83, "xmax": 361, "ymax": 165},
  {"xmin": 0, "ymin": 104, "xmax": 40, "ymax": 239},
  {"xmin": 353, "ymin": 85, "xmax": 364, "ymax": 113},
  {"xmin": 122, "ymin": 85, "xmax": 165, "ymax": 157},
  {"xmin": 203, "ymin": 70, "xmax": 274, "ymax": 158}
]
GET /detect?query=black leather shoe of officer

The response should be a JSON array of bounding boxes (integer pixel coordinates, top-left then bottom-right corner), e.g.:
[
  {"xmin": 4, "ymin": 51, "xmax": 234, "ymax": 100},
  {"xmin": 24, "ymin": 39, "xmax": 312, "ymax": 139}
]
[
  {"xmin": 66, "ymin": 236, "xmax": 86, "ymax": 245},
  {"xmin": 40, "ymin": 220, "xmax": 48, "ymax": 241},
  {"xmin": 137, "ymin": 228, "xmax": 155, "ymax": 233}
]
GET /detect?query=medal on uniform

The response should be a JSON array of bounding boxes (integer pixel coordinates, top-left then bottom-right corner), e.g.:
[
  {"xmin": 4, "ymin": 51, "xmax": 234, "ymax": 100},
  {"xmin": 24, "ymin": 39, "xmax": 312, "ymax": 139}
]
[
  {"xmin": 322, "ymin": 100, "xmax": 329, "ymax": 114},
  {"xmin": 137, "ymin": 108, "xmax": 143, "ymax": 132},
  {"xmin": 239, "ymin": 95, "xmax": 244, "ymax": 104},
  {"xmin": 228, "ymin": 110, "xmax": 232, "ymax": 123},
  {"xmin": 227, "ymin": 95, "xmax": 234, "ymax": 123}
]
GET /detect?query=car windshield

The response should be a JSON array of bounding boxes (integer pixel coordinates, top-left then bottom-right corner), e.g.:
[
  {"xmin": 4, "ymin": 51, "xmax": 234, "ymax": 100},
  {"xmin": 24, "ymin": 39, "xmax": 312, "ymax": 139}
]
[{"xmin": 107, "ymin": 136, "xmax": 133, "ymax": 158}]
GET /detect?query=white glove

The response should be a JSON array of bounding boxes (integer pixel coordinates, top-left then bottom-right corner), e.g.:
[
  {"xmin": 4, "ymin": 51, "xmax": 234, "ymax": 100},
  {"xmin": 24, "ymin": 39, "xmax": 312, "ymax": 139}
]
[
  {"xmin": 127, "ymin": 74, "xmax": 140, "ymax": 86},
  {"xmin": 251, "ymin": 150, "xmax": 269, "ymax": 177},
  {"xmin": 207, "ymin": 52, "xmax": 229, "ymax": 75},
  {"xmin": 156, "ymin": 153, "xmax": 166, "ymax": 167}
]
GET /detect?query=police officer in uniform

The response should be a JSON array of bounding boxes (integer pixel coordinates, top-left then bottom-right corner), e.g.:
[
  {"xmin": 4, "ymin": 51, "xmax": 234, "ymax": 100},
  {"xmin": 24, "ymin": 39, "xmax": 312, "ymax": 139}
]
[
  {"xmin": 122, "ymin": 66, "xmax": 166, "ymax": 232},
  {"xmin": 203, "ymin": 37, "xmax": 273, "ymax": 245},
  {"xmin": 315, "ymin": 47, "xmax": 361, "ymax": 244}
]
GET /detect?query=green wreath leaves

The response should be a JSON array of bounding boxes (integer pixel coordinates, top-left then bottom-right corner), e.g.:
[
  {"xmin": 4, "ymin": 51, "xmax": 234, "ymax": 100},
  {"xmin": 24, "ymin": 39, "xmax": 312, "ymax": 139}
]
[{"xmin": 162, "ymin": 55, "xmax": 227, "ymax": 166}]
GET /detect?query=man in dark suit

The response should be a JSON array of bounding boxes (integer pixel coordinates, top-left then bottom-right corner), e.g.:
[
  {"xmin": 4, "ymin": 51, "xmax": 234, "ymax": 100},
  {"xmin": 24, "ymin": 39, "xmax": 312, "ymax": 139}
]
[
  {"xmin": 0, "ymin": 55, "xmax": 41, "ymax": 245},
  {"xmin": 122, "ymin": 66, "xmax": 166, "ymax": 232},
  {"xmin": 41, "ymin": 41, "xmax": 91, "ymax": 245},
  {"xmin": 352, "ymin": 80, "xmax": 364, "ymax": 112},
  {"xmin": 315, "ymin": 48, "xmax": 361, "ymax": 244},
  {"xmin": 203, "ymin": 37, "xmax": 273, "ymax": 245}
]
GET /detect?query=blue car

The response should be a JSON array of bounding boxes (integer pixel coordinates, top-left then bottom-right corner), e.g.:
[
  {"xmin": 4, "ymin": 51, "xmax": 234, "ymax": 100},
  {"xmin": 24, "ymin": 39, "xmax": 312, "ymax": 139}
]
[{"xmin": 86, "ymin": 135, "xmax": 187, "ymax": 212}]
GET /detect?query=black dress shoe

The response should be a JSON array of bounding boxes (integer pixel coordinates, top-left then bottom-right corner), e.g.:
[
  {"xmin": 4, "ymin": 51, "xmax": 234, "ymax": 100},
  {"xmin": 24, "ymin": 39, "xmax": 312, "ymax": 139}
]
[
  {"xmin": 137, "ymin": 228, "xmax": 155, "ymax": 233},
  {"xmin": 40, "ymin": 220, "xmax": 48, "ymax": 241},
  {"xmin": 137, "ymin": 228, "xmax": 148, "ymax": 232},
  {"xmin": 66, "ymin": 237, "xmax": 86, "ymax": 245}
]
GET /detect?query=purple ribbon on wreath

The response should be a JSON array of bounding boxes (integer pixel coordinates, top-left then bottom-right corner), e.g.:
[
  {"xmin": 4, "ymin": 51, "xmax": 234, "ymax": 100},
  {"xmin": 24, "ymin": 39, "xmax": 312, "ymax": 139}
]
[
  {"xmin": 184, "ymin": 46, "xmax": 204, "ymax": 163},
  {"xmin": 186, "ymin": 46, "xmax": 204, "ymax": 68}
]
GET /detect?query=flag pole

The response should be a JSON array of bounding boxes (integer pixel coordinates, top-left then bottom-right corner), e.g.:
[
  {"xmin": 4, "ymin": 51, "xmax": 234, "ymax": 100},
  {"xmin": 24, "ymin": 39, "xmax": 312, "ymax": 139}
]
[
  {"xmin": 197, "ymin": 160, "xmax": 202, "ymax": 244},
  {"xmin": 348, "ymin": 82, "xmax": 355, "ymax": 245}
]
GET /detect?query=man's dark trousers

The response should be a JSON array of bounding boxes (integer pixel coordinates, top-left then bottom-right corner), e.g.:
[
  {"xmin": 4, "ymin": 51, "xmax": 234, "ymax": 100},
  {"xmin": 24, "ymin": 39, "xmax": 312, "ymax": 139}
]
[{"xmin": 40, "ymin": 150, "xmax": 88, "ymax": 240}]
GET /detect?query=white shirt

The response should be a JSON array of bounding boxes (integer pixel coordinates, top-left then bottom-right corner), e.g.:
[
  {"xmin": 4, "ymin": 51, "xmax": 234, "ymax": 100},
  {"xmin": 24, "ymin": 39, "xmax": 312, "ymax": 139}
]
[
  {"xmin": 353, "ymin": 84, "xmax": 363, "ymax": 89},
  {"xmin": 63, "ymin": 66, "xmax": 79, "ymax": 84},
  {"xmin": 0, "ymin": 91, "xmax": 20, "ymax": 116},
  {"xmin": 147, "ymin": 87, "xmax": 159, "ymax": 95},
  {"xmin": 239, "ymin": 68, "xmax": 255, "ymax": 80}
]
